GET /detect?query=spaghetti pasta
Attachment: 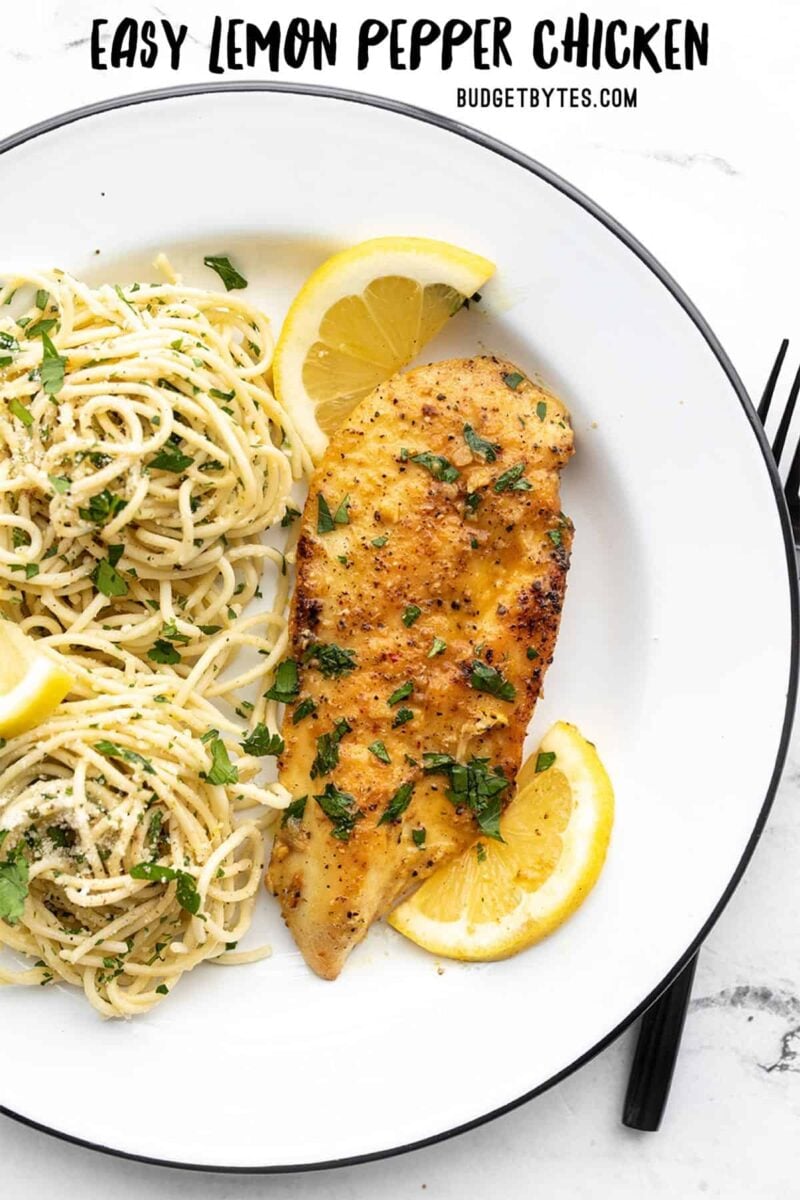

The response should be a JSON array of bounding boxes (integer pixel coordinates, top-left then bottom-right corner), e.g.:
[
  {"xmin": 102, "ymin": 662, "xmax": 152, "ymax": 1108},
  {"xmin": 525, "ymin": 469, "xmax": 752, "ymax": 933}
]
[
  {"xmin": 0, "ymin": 670, "xmax": 283, "ymax": 1017},
  {"xmin": 0, "ymin": 260, "xmax": 311, "ymax": 1015},
  {"xmin": 0, "ymin": 266, "xmax": 311, "ymax": 698}
]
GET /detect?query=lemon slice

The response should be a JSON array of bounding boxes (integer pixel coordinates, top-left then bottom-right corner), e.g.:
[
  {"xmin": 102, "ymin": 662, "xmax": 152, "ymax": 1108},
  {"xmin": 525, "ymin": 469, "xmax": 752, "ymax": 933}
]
[
  {"xmin": 0, "ymin": 623, "xmax": 74, "ymax": 738},
  {"xmin": 388, "ymin": 722, "xmax": 614, "ymax": 961},
  {"xmin": 273, "ymin": 236, "xmax": 495, "ymax": 459}
]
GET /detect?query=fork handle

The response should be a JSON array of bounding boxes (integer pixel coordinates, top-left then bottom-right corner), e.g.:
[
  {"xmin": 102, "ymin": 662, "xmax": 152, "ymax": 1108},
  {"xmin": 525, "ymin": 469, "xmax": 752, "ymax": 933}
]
[{"xmin": 622, "ymin": 952, "xmax": 698, "ymax": 1131}]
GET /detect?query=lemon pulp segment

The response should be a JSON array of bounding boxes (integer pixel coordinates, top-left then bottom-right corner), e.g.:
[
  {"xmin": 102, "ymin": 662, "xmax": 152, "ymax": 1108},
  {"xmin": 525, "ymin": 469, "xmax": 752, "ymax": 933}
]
[
  {"xmin": 388, "ymin": 721, "xmax": 614, "ymax": 961},
  {"xmin": 0, "ymin": 624, "xmax": 74, "ymax": 738}
]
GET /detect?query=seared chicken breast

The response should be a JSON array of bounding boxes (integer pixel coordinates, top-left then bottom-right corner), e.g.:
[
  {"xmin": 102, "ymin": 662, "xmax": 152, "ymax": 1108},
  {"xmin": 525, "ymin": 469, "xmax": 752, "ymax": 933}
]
[{"xmin": 267, "ymin": 356, "xmax": 574, "ymax": 978}]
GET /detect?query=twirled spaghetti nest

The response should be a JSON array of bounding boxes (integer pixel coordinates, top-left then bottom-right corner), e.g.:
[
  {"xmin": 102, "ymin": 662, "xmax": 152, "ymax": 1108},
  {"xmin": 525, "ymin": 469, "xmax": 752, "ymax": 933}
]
[
  {"xmin": 0, "ymin": 266, "xmax": 311, "ymax": 701},
  {"xmin": 0, "ymin": 647, "xmax": 287, "ymax": 1017}
]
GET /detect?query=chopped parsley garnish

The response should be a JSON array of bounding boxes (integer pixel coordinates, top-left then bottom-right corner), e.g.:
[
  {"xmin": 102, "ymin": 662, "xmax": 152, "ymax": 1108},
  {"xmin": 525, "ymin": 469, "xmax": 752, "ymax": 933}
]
[
  {"xmin": 149, "ymin": 447, "xmax": 195, "ymax": 473},
  {"xmin": 292, "ymin": 697, "xmax": 316, "ymax": 724},
  {"xmin": 310, "ymin": 718, "xmax": 351, "ymax": 779},
  {"xmin": 158, "ymin": 378, "xmax": 183, "ymax": 395},
  {"xmin": 161, "ymin": 619, "xmax": 190, "ymax": 644},
  {"xmin": 155, "ymin": 985, "xmax": 169, "ymax": 995},
  {"xmin": 494, "ymin": 463, "xmax": 532, "ymax": 493},
  {"xmin": 536, "ymin": 400, "xmax": 547, "ymax": 421},
  {"xmin": 281, "ymin": 505, "xmax": 301, "ymax": 527},
  {"xmin": 11, "ymin": 528, "xmax": 30, "ymax": 549},
  {"xmin": 0, "ymin": 331, "xmax": 19, "ymax": 352},
  {"xmin": 35, "ymin": 289, "xmax": 49, "ymax": 310},
  {"xmin": 46, "ymin": 823, "xmax": 76, "ymax": 850},
  {"xmin": 315, "ymin": 783, "xmax": 362, "ymax": 841},
  {"xmin": 476, "ymin": 842, "xmax": 487, "ymax": 863},
  {"xmin": 378, "ymin": 781, "xmax": 414, "ymax": 826},
  {"xmin": 428, "ymin": 637, "xmax": 447, "ymax": 658},
  {"xmin": 147, "ymin": 639, "xmax": 181, "ymax": 665},
  {"xmin": 201, "ymin": 736, "xmax": 239, "ymax": 786},
  {"xmin": 8, "ymin": 397, "xmax": 33, "ymax": 427},
  {"xmin": 240, "ymin": 724, "xmax": 284, "ymax": 757},
  {"xmin": 423, "ymin": 753, "xmax": 509, "ymax": 841},
  {"xmin": 95, "ymin": 740, "xmax": 155, "ymax": 775},
  {"xmin": 27, "ymin": 318, "xmax": 58, "ymax": 338},
  {"xmin": 264, "ymin": 659, "xmax": 300, "ymax": 703},
  {"xmin": 146, "ymin": 810, "xmax": 163, "ymax": 850},
  {"xmin": 535, "ymin": 751, "xmax": 556, "ymax": 773},
  {"xmin": 502, "ymin": 371, "xmax": 525, "ymax": 391},
  {"xmin": 209, "ymin": 387, "xmax": 235, "ymax": 401},
  {"xmin": 422, "ymin": 751, "xmax": 459, "ymax": 772},
  {"xmin": 464, "ymin": 491, "xmax": 482, "ymax": 516},
  {"xmin": 78, "ymin": 488, "xmax": 126, "ymax": 525},
  {"xmin": 317, "ymin": 493, "xmax": 350, "ymax": 533},
  {"xmin": 527, "ymin": 647, "xmax": 539, "ymax": 661},
  {"xmin": 407, "ymin": 451, "xmax": 459, "ymax": 484},
  {"xmin": 469, "ymin": 661, "xmax": 516, "ymax": 702},
  {"xmin": 92, "ymin": 552, "xmax": 128, "ymax": 597},
  {"xmin": 304, "ymin": 642, "xmax": 357, "ymax": 678},
  {"xmin": 371, "ymin": 535, "xmax": 388, "ymax": 548},
  {"xmin": 129, "ymin": 862, "xmax": 200, "ymax": 915},
  {"xmin": 412, "ymin": 827, "xmax": 426, "ymax": 848},
  {"xmin": 387, "ymin": 680, "xmax": 414, "ymax": 707},
  {"xmin": 0, "ymin": 844, "xmax": 29, "ymax": 924},
  {"xmin": 203, "ymin": 254, "xmax": 248, "ymax": 291},
  {"xmin": 49, "ymin": 474, "xmax": 71, "ymax": 494},
  {"xmin": 40, "ymin": 331, "xmax": 66, "ymax": 396},
  {"xmin": 333, "ymin": 495, "xmax": 351, "ymax": 524},
  {"xmin": 547, "ymin": 529, "xmax": 562, "ymax": 547},
  {"xmin": 463, "ymin": 424, "xmax": 501, "ymax": 462},
  {"xmin": 114, "ymin": 284, "xmax": 136, "ymax": 313},
  {"xmin": 316, "ymin": 493, "xmax": 335, "ymax": 534},
  {"xmin": 368, "ymin": 740, "xmax": 391, "ymax": 764},
  {"xmin": 402, "ymin": 604, "xmax": 422, "ymax": 627},
  {"xmin": 11, "ymin": 563, "xmax": 39, "ymax": 580},
  {"xmin": 281, "ymin": 796, "xmax": 307, "ymax": 826},
  {"xmin": 392, "ymin": 708, "xmax": 414, "ymax": 728}
]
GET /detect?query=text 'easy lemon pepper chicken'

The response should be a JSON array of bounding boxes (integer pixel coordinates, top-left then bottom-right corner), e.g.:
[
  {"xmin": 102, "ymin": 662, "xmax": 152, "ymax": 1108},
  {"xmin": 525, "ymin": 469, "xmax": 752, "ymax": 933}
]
[{"xmin": 267, "ymin": 356, "xmax": 574, "ymax": 979}]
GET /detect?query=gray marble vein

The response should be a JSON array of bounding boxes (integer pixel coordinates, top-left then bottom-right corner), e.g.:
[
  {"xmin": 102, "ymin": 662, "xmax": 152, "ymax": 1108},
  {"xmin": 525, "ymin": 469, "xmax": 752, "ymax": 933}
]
[{"xmin": 648, "ymin": 150, "xmax": 740, "ymax": 176}]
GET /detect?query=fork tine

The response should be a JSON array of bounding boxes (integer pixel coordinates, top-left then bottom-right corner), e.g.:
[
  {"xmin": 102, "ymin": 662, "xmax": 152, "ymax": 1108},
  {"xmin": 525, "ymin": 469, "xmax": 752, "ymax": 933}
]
[
  {"xmin": 784, "ymin": 413, "xmax": 800, "ymax": 507},
  {"xmin": 758, "ymin": 338, "xmax": 789, "ymax": 424},
  {"xmin": 772, "ymin": 359, "xmax": 800, "ymax": 463}
]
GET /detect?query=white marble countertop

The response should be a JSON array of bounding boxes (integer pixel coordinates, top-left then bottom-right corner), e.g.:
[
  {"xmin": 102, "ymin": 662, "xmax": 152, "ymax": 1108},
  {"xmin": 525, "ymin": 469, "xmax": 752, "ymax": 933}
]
[{"xmin": 1, "ymin": 0, "xmax": 799, "ymax": 1195}]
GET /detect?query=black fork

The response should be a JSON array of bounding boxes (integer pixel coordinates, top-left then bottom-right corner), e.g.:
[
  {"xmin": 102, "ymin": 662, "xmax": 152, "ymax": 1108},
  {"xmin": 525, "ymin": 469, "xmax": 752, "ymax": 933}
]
[
  {"xmin": 622, "ymin": 339, "xmax": 800, "ymax": 1131},
  {"xmin": 759, "ymin": 339, "xmax": 800, "ymax": 547}
]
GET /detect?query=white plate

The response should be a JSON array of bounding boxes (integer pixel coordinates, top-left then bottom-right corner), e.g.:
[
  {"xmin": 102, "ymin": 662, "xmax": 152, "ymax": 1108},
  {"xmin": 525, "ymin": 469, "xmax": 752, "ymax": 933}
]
[{"xmin": 0, "ymin": 85, "xmax": 796, "ymax": 1172}]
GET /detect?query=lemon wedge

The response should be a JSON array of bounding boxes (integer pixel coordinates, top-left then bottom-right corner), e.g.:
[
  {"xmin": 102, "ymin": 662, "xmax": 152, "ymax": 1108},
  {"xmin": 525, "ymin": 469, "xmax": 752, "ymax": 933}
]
[
  {"xmin": 272, "ymin": 236, "xmax": 495, "ymax": 459},
  {"xmin": 0, "ymin": 623, "xmax": 74, "ymax": 738},
  {"xmin": 388, "ymin": 722, "xmax": 614, "ymax": 961}
]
